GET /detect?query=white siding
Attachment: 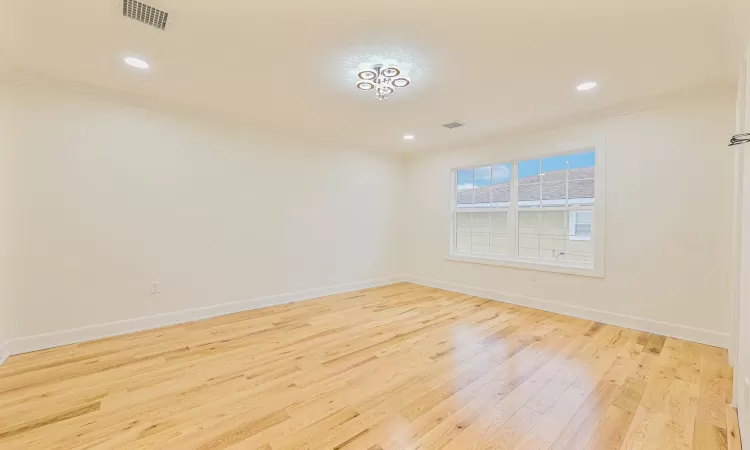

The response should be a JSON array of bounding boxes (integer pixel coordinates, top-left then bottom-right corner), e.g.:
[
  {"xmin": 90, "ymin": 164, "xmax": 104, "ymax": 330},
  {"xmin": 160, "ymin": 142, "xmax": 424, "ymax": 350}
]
[{"xmin": 518, "ymin": 210, "xmax": 594, "ymax": 264}]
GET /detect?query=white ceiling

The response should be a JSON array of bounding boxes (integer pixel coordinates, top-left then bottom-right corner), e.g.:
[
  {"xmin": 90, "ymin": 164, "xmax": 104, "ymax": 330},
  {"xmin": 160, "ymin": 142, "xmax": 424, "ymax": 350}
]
[{"xmin": 0, "ymin": 0, "xmax": 739, "ymax": 152}]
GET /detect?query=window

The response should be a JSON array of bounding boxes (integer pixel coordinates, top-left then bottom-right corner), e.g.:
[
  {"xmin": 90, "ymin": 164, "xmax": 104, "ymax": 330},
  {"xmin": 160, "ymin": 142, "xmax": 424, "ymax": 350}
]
[
  {"xmin": 450, "ymin": 147, "xmax": 604, "ymax": 276},
  {"xmin": 569, "ymin": 210, "xmax": 592, "ymax": 240},
  {"xmin": 456, "ymin": 164, "xmax": 511, "ymax": 256}
]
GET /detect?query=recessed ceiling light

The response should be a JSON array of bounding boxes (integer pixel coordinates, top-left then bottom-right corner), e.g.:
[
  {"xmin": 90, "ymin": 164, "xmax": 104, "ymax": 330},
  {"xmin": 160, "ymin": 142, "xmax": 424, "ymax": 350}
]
[
  {"xmin": 576, "ymin": 81, "xmax": 597, "ymax": 91},
  {"xmin": 404, "ymin": 134, "xmax": 415, "ymax": 140},
  {"xmin": 124, "ymin": 56, "xmax": 149, "ymax": 69}
]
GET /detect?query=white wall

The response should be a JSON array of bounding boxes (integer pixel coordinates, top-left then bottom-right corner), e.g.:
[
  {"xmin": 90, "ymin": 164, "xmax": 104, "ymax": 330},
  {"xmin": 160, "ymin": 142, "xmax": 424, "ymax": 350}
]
[
  {"xmin": 735, "ymin": 41, "xmax": 750, "ymax": 448},
  {"xmin": 405, "ymin": 89, "xmax": 735, "ymax": 346},
  {"xmin": 0, "ymin": 77, "xmax": 737, "ymax": 362},
  {"xmin": 2, "ymin": 79, "xmax": 405, "ymax": 347},
  {"xmin": 0, "ymin": 82, "xmax": 10, "ymax": 362}
]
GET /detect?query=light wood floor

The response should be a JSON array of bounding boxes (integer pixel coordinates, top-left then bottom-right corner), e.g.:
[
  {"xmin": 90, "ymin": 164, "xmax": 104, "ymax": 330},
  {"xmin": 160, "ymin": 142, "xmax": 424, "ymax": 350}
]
[{"xmin": 0, "ymin": 283, "xmax": 741, "ymax": 450}]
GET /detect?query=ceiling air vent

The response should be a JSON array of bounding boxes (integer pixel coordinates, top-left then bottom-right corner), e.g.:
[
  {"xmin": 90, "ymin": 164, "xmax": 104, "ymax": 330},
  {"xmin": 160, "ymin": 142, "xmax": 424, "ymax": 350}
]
[
  {"xmin": 442, "ymin": 121, "xmax": 465, "ymax": 129},
  {"xmin": 123, "ymin": 0, "xmax": 169, "ymax": 30}
]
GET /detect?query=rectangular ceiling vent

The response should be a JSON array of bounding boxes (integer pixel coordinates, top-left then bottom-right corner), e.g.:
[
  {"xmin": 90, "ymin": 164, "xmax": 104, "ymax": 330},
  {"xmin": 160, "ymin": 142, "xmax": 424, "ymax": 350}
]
[
  {"xmin": 442, "ymin": 121, "xmax": 465, "ymax": 130},
  {"xmin": 123, "ymin": 0, "xmax": 169, "ymax": 30}
]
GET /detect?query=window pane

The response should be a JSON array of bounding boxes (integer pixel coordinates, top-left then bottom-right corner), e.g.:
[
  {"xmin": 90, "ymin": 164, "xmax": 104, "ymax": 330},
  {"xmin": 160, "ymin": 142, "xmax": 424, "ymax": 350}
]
[
  {"xmin": 568, "ymin": 151, "xmax": 595, "ymax": 205},
  {"xmin": 474, "ymin": 166, "xmax": 491, "ymax": 188},
  {"xmin": 536, "ymin": 210, "xmax": 566, "ymax": 261},
  {"xmin": 457, "ymin": 190, "xmax": 473, "ymax": 208},
  {"xmin": 568, "ymin": 151, "xmax": 595, "ymax": 169},
  {"xmin": 568, "ymin": 180, "xmax": 594, "ymax": 205},
  {"xmin": 456, "ymin": 169, "xmax": 473, "ymax": 208},
  {"xmin": 490, "ymin": 211, "xmax": 509, "ymax": 256},
  {"xmin": 519, "ymin": 159, "xmax": 541, "ymax": 178},
  {"xmin": 541, "ymin": 181, "xmax": 566, "ymax": 206},
  {"xmin": 518, "ymin": 159, "xmax": 541, "ymax": 207},
  {"xmin": 568, "ymin": 210, "xmax": 594, "ymax": 263},
  {"xmin": 473, "ymin": 166, "xmax": 492, "ymax": 208},
  {"xmin": 491, "ymin": 164, "xmax": 511, "ymax": 207},
  {"xmin": 572, "ymin": 210, "xmax": 593, "ymax": 239},
  {"xmin": 519, "ymin": 210, "xmax": 593, "ymax": 266},
  {"xmin": 541, "ymin": 155, "xmax": 567, "ymax": 207},
  {"xmin": 518, "ymin": 210, "xmax": 543, "ymax": 259},
  {"xmin": 455, "ymin": 212, "xmax": 472, "ymax": 252},
  {"xmin": 457, "ymin": 169, "xmax": 473, "ymax": 190},
  {"xmin": 542, "ymin": 154, "xmax": 568, "ymax": 172},
  {"xmin": 471, "ymin": 212, "xmax": 490, "ymax": 254},
  {"xmin": 532, "ymin": 151, "xmax": 596, "ymax": 206},
  {"xmin": 575, "ymin": 223, "xmax": 592, "ymax": 236},
  {"xmin": 492, "ymin": 164, "xmax": 511, "ymax": 183},
  {"xmin": 576, "ymin": 210, "xmax": 593, "ymax": 224}
]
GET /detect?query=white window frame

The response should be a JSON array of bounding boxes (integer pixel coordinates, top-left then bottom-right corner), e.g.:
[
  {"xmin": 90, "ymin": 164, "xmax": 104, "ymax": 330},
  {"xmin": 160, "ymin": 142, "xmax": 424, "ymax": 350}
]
[{"xmin": 447, "ymin": 143, "xmax": 606, "ymax": 278}]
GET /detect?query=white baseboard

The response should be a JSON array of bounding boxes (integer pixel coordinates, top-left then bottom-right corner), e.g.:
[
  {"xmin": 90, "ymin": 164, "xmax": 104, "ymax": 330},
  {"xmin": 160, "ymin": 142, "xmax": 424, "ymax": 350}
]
[
  {"xmin": 7, "ymin": 276, "xmax": 404, "ymax": 356},
  {"xmin": 740, "ymin": 406, "xmax": 749, "ymax": 450},
  {"xmin": 4, "ymin": 274, "xmax": 728, "ymax": 359},
  {"xmin": 404, "ymin": 275, "xmax": 729, "ymax": 349}
]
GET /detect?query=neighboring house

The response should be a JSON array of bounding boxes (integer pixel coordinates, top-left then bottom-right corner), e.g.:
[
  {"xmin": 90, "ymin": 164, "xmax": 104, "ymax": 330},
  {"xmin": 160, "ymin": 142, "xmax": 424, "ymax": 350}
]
[{"xmin": 455, "ymin": 167, "xmax": 595, "ymax": 264}]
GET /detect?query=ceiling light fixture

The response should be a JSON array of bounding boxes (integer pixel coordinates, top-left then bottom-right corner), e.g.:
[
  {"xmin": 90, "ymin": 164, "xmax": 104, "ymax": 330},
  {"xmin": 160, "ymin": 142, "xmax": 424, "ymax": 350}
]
[
  {"xmin": 124, "ymin": 56, "xmax": 149, "ymax": 69},
  {"xmin": 404, "ymin": 134, "xmax": 415, "ymax": 140},
  {"xmin": 356, "ymin": 65, "xmax": 410, "ymax": 100},
  {"xmin": 576, "ymin": 81, "xmax": 597, "ymax": 91}
]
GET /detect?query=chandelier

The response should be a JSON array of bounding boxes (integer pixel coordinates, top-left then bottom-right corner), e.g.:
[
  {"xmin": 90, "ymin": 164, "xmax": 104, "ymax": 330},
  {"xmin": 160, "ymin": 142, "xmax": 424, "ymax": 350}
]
[{"xmin": 355, "ymin": 65, "xmax": 410, "ymax": 100}]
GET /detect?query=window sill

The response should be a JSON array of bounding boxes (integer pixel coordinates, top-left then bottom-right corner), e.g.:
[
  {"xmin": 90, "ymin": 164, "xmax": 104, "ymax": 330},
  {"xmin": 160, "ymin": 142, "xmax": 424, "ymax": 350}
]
[{"xmin": 445, "ymin": 253, "xmax": 604, "ymax": 278}]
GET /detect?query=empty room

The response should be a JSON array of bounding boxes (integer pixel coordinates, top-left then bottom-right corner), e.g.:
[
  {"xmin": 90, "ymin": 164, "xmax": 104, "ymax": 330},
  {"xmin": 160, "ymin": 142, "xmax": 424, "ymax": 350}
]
[{"xmin": 1, "ymin": 0, "xmax": 750, "ymax": 449}]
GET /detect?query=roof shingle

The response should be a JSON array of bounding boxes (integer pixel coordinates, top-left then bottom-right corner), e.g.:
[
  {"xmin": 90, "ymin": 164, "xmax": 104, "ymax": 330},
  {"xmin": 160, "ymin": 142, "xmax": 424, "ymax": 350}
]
[{"xmin": 457, "ymin": 167, "xmax": 594, "ymax": 205}]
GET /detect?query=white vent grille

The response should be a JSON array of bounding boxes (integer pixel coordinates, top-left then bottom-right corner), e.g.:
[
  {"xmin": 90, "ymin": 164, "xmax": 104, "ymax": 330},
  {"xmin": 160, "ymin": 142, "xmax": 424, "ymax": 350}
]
[
  {"xmin": 123, "ymin": 0, "xmax": 168, "ymax": 30},
  {"xmin": 442, "ymin": 121, "xmax": 465, "ymax": 129}
]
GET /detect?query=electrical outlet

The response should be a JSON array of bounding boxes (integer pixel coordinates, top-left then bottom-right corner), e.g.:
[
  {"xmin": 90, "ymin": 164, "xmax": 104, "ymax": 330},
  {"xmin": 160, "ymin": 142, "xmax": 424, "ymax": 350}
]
[{"xmin": 150, "ymin": 282, "xmax": 161, "ymax": 295}]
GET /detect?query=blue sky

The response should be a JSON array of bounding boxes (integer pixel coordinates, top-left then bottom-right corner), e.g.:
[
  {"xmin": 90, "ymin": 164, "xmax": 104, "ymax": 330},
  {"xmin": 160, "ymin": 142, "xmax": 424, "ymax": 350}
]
[{"xmin": 457, "ymin": 151, "xmax": 595, "ymax": 189}]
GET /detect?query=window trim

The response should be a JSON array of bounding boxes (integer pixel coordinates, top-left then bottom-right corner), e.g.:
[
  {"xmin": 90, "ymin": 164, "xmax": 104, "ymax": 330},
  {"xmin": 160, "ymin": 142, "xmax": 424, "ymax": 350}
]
[{"xmin": 448, "ymin": 141, "xmax": 606, "ymax": 278}]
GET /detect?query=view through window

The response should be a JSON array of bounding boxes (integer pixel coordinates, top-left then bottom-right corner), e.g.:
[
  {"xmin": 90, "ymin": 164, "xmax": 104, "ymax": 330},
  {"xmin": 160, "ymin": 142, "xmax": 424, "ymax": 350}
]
[{"xmin": 453, "ymin": 149, "xmax": 597, "ymax": 269}]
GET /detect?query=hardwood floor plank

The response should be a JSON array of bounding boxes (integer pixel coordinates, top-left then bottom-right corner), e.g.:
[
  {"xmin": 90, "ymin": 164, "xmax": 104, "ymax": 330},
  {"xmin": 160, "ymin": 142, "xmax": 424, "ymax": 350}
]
[
  {"xmin": 0, "ymin": 283, "xmax": 736, "ymax": 450},
  {"xmin": 644, "ymin": 335, "xmax": 667, "ymax": 356},
  {"xmin": 727, "ymin": 405, "xmax": 743, "ymax": 450}
]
